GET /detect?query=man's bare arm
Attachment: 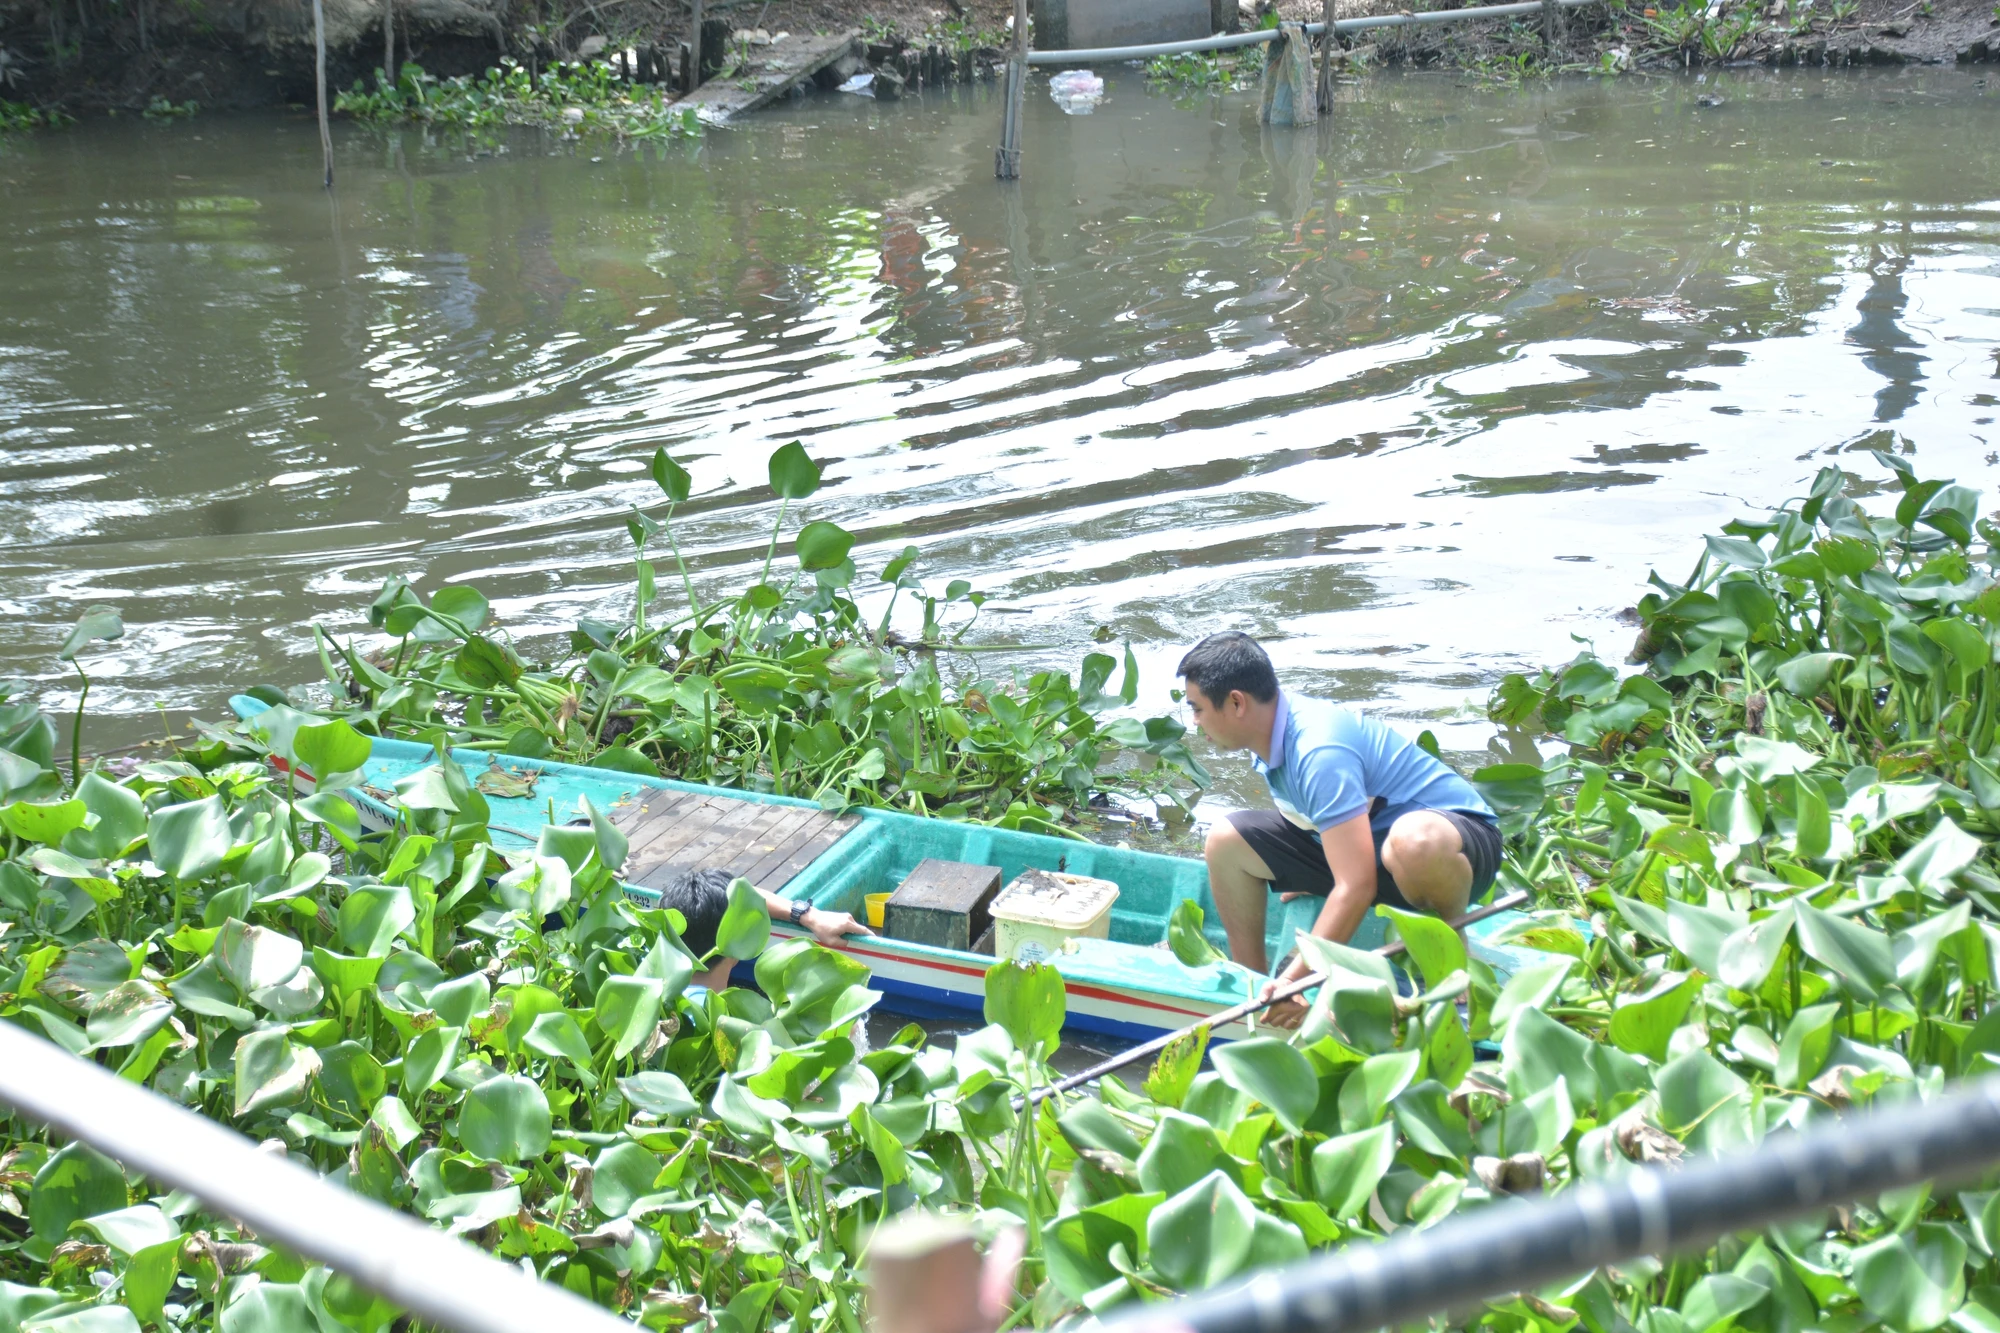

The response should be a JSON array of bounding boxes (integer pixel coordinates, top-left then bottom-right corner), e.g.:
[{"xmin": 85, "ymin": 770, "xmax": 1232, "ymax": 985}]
[
  {"xmin": 1257, "ymin": 812, "xmax": 1377, "ymax": 1026},
  {"xmin": 1302, "ymin": 812, "xmax": 1378, "ymax": 952},
  {"xmin": 756, "ymin": 886, "xmax": 875, "ymax": 947}
]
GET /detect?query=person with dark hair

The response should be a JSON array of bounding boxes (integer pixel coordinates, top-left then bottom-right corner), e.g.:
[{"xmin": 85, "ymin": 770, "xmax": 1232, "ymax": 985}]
[
  {"xmin": 1176, "ymin": 631, "xmax": 1501, "ymax": 1026},
  {"xmin": 656, "ymin": 867, "xmax": 873, "ymax": 991}
]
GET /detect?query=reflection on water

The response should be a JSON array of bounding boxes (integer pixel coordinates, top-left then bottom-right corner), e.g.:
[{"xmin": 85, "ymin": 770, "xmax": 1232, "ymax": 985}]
[{"xmin": 5, "ymin": 67, "xmax": 2000, "ymax": 811}]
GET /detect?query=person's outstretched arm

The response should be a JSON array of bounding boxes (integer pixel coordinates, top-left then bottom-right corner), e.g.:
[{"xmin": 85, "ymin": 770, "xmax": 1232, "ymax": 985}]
[{"xmin": 758, "ymin": 886, "xmax": 876, "ymax": 947}]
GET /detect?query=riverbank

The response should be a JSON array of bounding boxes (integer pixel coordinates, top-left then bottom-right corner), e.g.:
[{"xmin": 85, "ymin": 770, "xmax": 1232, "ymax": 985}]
[{"xmin": 3, "ymin": 0, "xmax": 1994, "ymax": 118}]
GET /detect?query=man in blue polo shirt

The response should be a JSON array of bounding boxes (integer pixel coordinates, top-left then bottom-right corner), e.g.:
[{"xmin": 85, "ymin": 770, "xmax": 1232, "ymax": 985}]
[{"xmin": 1177, "ymin": 632, "xmax": 1501, "ymax": 1025}]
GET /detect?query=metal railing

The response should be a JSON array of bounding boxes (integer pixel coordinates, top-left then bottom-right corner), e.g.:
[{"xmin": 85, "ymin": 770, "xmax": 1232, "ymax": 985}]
[
  {"xmin": 1102, "ymin": 1075, "xmax": 2000, "ymax": 1333},
  {"xmin": 0, "ymin": 1023, "xmax": 632, "ymax": 1333},
  {"xmin": 1022, "ymin": 0, "xmax": 1600, "ymax": 64}
]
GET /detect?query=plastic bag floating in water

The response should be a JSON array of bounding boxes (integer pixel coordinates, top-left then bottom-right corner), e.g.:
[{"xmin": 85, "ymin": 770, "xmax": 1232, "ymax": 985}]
[
  {"xmin": 1047, "ymin": 69, "xmax": 1104, "ymax": 114},
  {"xmin": 838, "ymin": 72, "xmax": 875, "ymax": 94}
]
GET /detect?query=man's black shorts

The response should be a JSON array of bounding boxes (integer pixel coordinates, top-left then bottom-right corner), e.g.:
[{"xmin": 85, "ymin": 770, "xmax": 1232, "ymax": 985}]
[{"xmin": 1227, "ymin": 803, "xmax": 1503, "ymax": 913}]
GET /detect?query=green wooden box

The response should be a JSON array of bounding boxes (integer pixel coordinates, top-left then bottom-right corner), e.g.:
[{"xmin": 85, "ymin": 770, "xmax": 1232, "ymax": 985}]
[{"xmin": 884, "ymin": 858, "xmax": 1003, "ymax": 953}]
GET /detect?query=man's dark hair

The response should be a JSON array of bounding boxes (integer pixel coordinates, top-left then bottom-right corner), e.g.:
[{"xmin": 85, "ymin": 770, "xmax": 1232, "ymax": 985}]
[
  {"xmin": 656, "ymin": 868, "xmax": 735, "ymax": 957},
  {"xmin": 1177, "ymin": 632, "xmax": 1279, "ymax": 706}
]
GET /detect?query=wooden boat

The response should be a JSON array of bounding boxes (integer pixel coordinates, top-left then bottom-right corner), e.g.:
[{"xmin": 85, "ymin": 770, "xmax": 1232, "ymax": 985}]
[{"xmin": 231, "ymin": 696, "xmax": 1543, "ymax": 1044}]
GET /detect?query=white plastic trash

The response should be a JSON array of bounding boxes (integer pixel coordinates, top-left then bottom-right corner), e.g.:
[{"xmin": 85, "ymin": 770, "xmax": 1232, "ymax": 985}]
[
  {"xmin": 1047, "ymin": 68, "xmax": 1104, "ymax": 115},
  {"xmin": 838, "ymin": 72, "xmax": 875, "ymax": 94},
  {"xmin": 990, "ymin": 869, "xmax": 1119, "ymax": 964}
]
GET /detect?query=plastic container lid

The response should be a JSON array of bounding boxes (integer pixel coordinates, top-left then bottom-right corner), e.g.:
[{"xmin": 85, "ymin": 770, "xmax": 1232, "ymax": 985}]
[{"xmin": 989, "ymin": 870, "xmax": 1119, "ymax": 931}]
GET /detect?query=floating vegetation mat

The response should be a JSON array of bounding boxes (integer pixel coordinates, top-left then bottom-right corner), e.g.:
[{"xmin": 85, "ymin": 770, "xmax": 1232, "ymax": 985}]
[{"xmin": 3, "ymin": 451, "xmax": 2000, "ymax": 1330}]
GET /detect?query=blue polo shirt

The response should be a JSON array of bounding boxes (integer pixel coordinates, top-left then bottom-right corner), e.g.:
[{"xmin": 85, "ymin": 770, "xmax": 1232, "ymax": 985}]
[{"xmin": 1254, "ymin": 692, "xmax": 1494, "ymax": 834}]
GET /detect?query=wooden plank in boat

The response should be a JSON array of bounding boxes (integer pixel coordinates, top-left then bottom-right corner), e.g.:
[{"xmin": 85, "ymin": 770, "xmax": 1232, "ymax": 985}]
[
  {"xmin": 620, "ymin": 794, "xmax": 741, "ymax": 871},
  {"xmin": 610, "ymin": 790, "xmax": 703, "ymax": 860},
  {"xmin": 753, "ymin": 812, "xmax": 860, "ymax": 890},
  {"xmin": 735, "ymin": 809, "xmax": 845, "ymax": 886},
  {"xmin": 616, "ymin": 790, "xmax": 858, "ymax": 893},
  {"xmin": 648, "ymin": 800, "xmax": 778, "ymax": 881}
]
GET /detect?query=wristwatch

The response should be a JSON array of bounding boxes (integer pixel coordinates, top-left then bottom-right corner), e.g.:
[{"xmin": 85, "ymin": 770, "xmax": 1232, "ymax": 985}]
[{"xmin": 788, "ymin": 899, "xmax": 810, "ymax": 926}]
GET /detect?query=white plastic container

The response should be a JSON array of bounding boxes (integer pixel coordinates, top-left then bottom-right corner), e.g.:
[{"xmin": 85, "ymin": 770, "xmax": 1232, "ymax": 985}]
[{"xmin": 990, "ymin": 869, "xmax": 1119, "ymax": 964}]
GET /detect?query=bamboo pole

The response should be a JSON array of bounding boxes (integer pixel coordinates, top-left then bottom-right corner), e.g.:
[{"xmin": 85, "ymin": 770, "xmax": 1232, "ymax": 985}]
[
  {"xmin": 383, "ymin": 0, "xmax": 396, "ymax": 86},
  {"xmin": 1317, "ymin": 0, "xmax": 1336, "ymax": 110},
  {"xmin": 0, "ymin": 1024, "xmax": 633, "ymax": 1333},
  {"xmin": 1106, "ymin": 1078, "xmax": 2000, "ymax": 1333},
  {"xmin": 1030, "ymin": 889, "xmax": 1530, "ymax": 1104},
  {"xmin": 691, "ymin": 0, "xmax": 705, "ymax": 88},
  {"xmin": 313, "ymin": 0, "xmax": 333, "ymax": 187},
  {"xmin": 994, "ymin": 0, "xmax": 1027, "ymax": 178}
]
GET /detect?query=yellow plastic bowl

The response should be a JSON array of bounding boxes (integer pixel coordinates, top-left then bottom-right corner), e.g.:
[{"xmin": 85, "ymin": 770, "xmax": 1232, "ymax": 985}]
[{"xmin": 865, "ymin": 893, "xmax": 892, "ymax": 930}]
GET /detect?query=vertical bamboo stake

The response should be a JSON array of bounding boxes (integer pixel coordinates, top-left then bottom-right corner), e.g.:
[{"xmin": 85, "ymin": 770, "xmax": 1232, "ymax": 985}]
[
  {"xmin": 691, "ymin": 0, "xmax": 705, "ymax": 88},
  {"xmin": 313, "ymin": 0, "xmax": 333, "ymax": 188},
  {"xmin": 383, "ymin": 0, "xmax": 395, "ymax": 86},
  {"xmin": 994, "ymin": 0, "xmax": 1026, "ymax": 179},
  {"xmin": 1317, "ymin": 0, "xmax": 1336, "ymax": 111}
]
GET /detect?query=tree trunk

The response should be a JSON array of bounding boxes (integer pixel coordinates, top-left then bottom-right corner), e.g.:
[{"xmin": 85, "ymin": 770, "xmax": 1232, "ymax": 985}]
[{"xmin": 383, "ymin": 0, "xmax": 396, "ymax": 86}]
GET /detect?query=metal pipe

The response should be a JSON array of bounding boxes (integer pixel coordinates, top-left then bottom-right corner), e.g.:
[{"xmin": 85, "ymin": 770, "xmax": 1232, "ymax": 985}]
[
  {"xmin": 1108, "ymin": 1075, "xmax": 2000, "ymax": 1333},
  {"xmin": 1032, "ymin": 889, "xmax": 1529, "ymax": 1104},
  {"xmin": 0, "ymin": 1024, "xmax": 633, "ymax": 1333},
  {"xmin": 1023, "ymin": 0, "xmax": 1597, "ymax": 63}
]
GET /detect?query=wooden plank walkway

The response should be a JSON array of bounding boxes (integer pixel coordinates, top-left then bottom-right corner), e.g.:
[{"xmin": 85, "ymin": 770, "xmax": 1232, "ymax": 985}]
[
  {"xmin": 678, "ymin": 29, "xmax": 861, "ymax": 120},
  {"xmin": 610, "ymin": 789, "xmax": 860, "ymax": 893}
]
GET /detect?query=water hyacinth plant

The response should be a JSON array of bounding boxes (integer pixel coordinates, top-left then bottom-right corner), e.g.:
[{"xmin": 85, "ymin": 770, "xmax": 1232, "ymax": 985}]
[
  {"xmin": 3, "ymin": 450, "xmax": 2000, "ymax": 1332},
  {"xmin": 0, "ymin": 682, "xmax": 1083, "ymax": 1331},
  {"xmin": 333, "ymin": 59, "xmax": 700, "ymax": 141},
  {"xmin": 310, "ymin": 442, "xmax": 1210, "ymax": 838}
]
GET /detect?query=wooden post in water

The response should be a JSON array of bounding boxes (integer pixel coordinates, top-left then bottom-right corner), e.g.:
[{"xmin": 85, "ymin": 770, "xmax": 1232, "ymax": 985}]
[
  {"xmin": 691, "ymin": 0, "xmax": 705, "ymax": 89},
  {"xmin": 1317, "ymin": 0, "xmax": 1337, "ymax": 111},
  {"xmin": 994, "ymin": 0, "xmax": 1027, "ymax": 178},
  {"xmin": 868, "ymin": 1216, "xmax": 1024, "ymax": 1333},
  {"xmin": 312, "ymin": 0, "xmax": 333, "ymax": 187}
]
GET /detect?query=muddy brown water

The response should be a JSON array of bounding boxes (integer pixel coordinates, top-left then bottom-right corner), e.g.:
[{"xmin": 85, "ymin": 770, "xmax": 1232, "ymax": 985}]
[{"xmin": 4, "ymin": 65, "xmax": 2000, "ymax": 819}]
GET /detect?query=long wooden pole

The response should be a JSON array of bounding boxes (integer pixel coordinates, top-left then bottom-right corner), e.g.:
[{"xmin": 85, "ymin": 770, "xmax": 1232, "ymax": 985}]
[
  {"xmin": 313, "ymin": 0, "xmax": 333, "ymax": 188},
  {"xmin": 1031, "ymin": 889, "xmax": 1529, "ymax": 1103},
  {"xmin": 691, "ymin": 0, "xmax": 705, "ymax": 89},
  {"xmin": 994, "ymin": 0, "xmax": 1027, "ymax": 178},
  {"xmin": 1317, "ymin": 0, "xmax": 1336, "ymax": 111},
  {"xmin": 383, "ymin": 0, "xmax": 395, "ymax": 86}
]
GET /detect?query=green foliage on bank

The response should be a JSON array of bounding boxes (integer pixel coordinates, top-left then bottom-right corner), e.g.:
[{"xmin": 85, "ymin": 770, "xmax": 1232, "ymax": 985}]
[
  {"xmin": 4, "ymin": 453, "xmax": 2000, "ymax": 1330},
  {"xmin": 0, "ymin": 99, "xmax": 70, "ymax": 132},
  {"xmin": 334, "ymin": 59, "xmax": 698, "ymax": 140}
]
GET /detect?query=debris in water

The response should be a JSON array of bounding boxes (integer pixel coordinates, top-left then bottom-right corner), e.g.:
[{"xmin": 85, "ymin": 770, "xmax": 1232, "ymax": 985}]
[
  {"xmin": 838, "ymin": 71, "xmax": 875, "ymax": 94},
  {"xmin": 1048, "ymin": 69, "xmax": 1104, "ymax": 115}
]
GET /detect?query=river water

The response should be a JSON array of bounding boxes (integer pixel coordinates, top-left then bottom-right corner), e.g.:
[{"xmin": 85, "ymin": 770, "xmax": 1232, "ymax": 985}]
[{"xmin": 5, "ymin": 65, "xmax": 2000, "ymax": 811}]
